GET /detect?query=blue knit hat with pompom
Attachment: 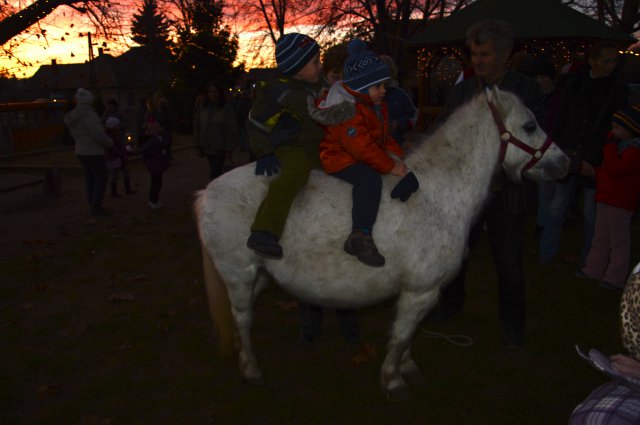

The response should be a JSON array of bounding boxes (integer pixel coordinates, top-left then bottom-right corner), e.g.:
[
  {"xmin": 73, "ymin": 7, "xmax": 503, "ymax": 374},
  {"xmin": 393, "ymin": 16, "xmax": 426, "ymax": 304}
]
[{"xmin": 343, "ymin": 39, "xmax": 390, "ymax": 93}]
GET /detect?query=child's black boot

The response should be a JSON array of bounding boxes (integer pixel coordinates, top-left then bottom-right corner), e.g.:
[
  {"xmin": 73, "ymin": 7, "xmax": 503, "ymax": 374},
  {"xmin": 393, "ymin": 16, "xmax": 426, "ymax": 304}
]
[{"xmin": 247, "ymin": 230, "xmax": 283, "ymax": 259}]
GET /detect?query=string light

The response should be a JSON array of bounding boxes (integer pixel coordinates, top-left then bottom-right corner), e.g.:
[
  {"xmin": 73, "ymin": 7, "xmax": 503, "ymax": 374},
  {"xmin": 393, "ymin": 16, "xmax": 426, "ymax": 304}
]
[{"xmin": 417, "ymin": 39, "xmax": 595, "ymax": 80}]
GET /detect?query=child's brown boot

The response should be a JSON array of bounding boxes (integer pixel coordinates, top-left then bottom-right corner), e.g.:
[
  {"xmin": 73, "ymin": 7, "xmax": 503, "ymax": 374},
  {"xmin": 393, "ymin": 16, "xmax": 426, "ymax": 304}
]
[{"xmin": 343, "ymin": 229, "xmax": 385, "ymax": 267}]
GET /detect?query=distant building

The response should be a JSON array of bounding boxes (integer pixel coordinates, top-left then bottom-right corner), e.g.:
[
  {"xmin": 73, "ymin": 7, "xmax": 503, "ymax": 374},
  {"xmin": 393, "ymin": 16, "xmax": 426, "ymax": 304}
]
[{"xmin": 21, "ymin": 47, "xmax": 170, "ymax": 133}]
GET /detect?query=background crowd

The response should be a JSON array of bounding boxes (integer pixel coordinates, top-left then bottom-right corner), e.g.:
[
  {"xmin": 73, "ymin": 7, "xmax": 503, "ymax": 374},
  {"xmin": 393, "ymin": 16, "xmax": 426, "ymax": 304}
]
[{"xmin": 61, "ymin": 20, "xmax": 639, "ymax": 423}]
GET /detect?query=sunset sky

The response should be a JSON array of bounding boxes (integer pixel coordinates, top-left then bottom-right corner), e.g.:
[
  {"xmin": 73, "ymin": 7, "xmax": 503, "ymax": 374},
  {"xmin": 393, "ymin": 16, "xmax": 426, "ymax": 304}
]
[{"xmin": 0, "ymin": 2, "xmax": 274, "ymax": 79}]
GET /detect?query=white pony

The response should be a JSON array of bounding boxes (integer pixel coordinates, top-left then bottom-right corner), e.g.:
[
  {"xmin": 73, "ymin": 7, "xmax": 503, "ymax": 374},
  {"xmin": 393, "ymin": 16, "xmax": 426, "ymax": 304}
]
[{"xmin": 193, "ymin": 87, "xmax": 569, "ymax": 399}]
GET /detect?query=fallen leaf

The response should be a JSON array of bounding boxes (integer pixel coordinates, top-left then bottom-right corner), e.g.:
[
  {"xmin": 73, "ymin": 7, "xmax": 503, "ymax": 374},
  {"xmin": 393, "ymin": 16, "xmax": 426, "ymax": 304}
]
[
  {"xmin": 29, "ymin": 251, "xmax": 52, "ymax": 260},
  {"xmin": 22, "ymin": 239, "xmax": 55, "ymax": 248},
  {"xmin": 58, "ymin": 318, "xmax": 87, "ymax": 337},
  {"xmin": 350, "ymin": 343, "xmax": 378, "ymax": 367},
  {"xmin": 351, "ymin": 352, "xmax": 370, "ymax": 367},
  {"xmin": 79, "ymin": 414, "xmax": 112, "ymax": 425},
  {"xmin": 36, "ymin": 383, "xmax": 62, "ymax": 398},
  {"xmin": 275, "ymin": 300, "xmax": 298, "ymax": 310},
  {"xmin": 108, "ymin": 293, "xmax": 135, "ymax": 302}
]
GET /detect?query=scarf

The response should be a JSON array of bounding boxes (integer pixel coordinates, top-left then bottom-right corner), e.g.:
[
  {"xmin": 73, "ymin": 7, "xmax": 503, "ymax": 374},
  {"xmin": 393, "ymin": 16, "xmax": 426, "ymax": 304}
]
[{"xmin": 618, "ymin": 137, "xmax": 640, "ymax": 154}]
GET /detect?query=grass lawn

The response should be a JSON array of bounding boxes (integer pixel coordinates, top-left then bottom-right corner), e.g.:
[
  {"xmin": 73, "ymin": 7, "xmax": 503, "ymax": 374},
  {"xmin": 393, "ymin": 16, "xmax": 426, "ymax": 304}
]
[{"xmin": 0, "ymin": 147, "xmax": 637, "ymax": 424}]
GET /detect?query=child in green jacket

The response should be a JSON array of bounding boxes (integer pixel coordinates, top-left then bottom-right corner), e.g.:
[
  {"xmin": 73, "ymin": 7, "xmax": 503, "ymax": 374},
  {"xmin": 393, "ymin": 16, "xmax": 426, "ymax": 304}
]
[{"xmin": 246, "ymin": 33, "xmax": 326, "ymax": 258}]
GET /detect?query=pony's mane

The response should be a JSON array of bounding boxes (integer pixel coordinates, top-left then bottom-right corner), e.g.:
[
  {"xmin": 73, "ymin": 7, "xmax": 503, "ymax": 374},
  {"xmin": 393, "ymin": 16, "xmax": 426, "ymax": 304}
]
[{"xmin": 405, "ymin": 93, "xmax": 490, "ymax": 174}]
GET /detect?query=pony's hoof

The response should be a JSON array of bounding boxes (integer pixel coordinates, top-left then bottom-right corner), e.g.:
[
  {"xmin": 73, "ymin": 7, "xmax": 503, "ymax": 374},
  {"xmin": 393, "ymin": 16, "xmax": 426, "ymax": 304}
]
[
  {"xmin": 244, "ymin": 374, "xmax": 265, "ymax": 387},
  {"xmin": 402, "ymin": 369, "xmax": 426, "ymax": 386},
  {"xmin": 385, "ymin": 385, "xmax": 413, "ymax": 401}
]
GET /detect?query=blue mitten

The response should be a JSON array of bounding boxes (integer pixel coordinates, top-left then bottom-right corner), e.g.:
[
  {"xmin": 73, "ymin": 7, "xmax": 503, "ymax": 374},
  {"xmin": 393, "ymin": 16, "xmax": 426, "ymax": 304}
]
[
  {"xmin": 255, "ymin": 154, "xmax": 281, "ymax": 176},
  {"xmin": 390, "ymin": 172, "xmax": 419, "ymax": 202}
]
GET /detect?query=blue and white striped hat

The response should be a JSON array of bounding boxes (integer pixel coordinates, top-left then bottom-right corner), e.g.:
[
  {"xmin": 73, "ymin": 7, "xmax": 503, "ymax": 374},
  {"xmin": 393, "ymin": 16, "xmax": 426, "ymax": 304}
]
[
  {"xmin": 275, "ymin": 33, "xmax": 320, "ymax": 76},
  {"xmin": 343, "ymin": 39, "xmax": 390, "ymax": 93}
]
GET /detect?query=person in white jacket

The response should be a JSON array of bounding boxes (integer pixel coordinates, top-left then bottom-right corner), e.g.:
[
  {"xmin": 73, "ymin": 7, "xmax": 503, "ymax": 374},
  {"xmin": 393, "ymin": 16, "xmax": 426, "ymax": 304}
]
[{"xmin": 64, "ymin": 88, "xmax": 114, "ymax": 217}]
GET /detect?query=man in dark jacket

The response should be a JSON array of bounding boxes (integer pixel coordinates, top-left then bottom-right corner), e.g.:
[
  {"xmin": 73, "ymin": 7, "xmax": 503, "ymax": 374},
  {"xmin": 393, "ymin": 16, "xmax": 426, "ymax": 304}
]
[
  {"xmin": 538, "ymin": 41, "xmax": 629, "ymax": 266},
  {"xmin": 430, "ymin": 19, "xmax": 544, "ymax": 350}
]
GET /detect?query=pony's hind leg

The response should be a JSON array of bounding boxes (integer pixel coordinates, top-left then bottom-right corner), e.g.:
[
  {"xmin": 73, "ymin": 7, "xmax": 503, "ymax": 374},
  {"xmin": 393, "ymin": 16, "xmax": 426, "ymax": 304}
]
[
  {"xmin": 381, "ymin": 289, "xmax": 438, "ymax": 400},
  {"xmin": 229, "ymin": 269, "xmax": 270, "ymax": 386},
  {"xmin": 201, "ymin": 243, "xmax": 265, "ymax": 385}
]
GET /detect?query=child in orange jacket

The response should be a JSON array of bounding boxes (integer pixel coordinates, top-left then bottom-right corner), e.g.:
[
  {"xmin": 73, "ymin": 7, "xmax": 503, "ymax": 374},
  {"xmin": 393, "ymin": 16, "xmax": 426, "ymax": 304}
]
[{"xmin": 312, "ymin": 39, "xmax": 419, "ymax": 267}]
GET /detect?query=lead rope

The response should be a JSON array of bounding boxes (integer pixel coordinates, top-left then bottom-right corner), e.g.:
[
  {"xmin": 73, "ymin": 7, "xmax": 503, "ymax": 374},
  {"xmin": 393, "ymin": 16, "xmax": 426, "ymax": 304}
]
[{"xmin": 416, "ymin": 327, "xmax": 474, "ymax": 347}]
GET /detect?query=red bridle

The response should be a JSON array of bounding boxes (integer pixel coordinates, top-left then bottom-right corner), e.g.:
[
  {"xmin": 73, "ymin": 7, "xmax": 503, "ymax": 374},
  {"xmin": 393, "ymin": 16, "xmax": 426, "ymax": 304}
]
[{"xmin": 487, "ymin": 100, "xmax": 554, "ymax": 173}]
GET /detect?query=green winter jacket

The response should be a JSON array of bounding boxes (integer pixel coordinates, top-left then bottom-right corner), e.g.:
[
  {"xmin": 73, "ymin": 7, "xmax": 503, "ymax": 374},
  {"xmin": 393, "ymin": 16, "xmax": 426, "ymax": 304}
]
[
  {"xmin": 247, "ymin": 75, "xmax": 327, "ymax": 159},
  {"xmin": 193, "ymin": 102, "xmax": 239, "ymax": 154}
]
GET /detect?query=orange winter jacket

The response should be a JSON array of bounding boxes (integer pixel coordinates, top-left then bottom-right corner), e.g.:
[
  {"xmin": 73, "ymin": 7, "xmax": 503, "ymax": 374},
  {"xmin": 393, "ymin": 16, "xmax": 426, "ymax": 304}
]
[{"xmin": 317, "ymin": 84, "xmax": 404, "ymax": 174}]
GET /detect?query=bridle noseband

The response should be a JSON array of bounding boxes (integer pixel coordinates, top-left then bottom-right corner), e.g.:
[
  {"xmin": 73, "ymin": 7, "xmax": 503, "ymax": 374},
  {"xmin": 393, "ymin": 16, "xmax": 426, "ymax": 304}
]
[{"xmin": 487, "ymin": 100, "xmax": 554, "ymax": 173}]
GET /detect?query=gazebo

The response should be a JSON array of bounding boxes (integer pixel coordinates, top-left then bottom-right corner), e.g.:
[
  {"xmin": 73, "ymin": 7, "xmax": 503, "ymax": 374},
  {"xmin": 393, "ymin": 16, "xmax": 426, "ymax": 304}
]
[{"xmin": 406, "ymin": 0, "xmax": 636, "ymax": 127}]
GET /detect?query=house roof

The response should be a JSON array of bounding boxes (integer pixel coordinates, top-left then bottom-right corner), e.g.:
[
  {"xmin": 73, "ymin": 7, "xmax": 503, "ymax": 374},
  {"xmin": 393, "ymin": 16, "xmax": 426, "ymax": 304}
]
[
  {"xmin": 246, "ymin": 68, "xmax": 280, "ymax": 82},
  {"xmin": 25, "ymin": 47, "xmax": 170, "ymax": 93},
  {"xmin": 407, "ymin": 0, "xmax": 636, "ymax": 46}
]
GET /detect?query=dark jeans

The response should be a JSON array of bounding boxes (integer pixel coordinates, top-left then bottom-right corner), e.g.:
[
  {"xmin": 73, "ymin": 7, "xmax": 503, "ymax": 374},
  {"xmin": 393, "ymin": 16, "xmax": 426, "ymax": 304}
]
[
  {"xmin": 77, "ymin": 154, "xmax": 108, "ymax": 211},
  {"xmin": 206, "ymin": 151, "xmax": 226, "ymax": 180},
  {"xmin": 149, "ymin": 173, "xmax": 163, "ymax": 203},
  {"xmin": 299, "ymin": 302, "xmax": 360, "ymax": 341},
  {"xmin": 331, "ymin": 162, "xmax": 382, "ymax": 231},
  {"xmin": 440, "ymin": 192, "xmax": 526, "ymax": 331},
  {"xmin": 110, "ymin": 163, "xmax": 131, "ymax": 184}
]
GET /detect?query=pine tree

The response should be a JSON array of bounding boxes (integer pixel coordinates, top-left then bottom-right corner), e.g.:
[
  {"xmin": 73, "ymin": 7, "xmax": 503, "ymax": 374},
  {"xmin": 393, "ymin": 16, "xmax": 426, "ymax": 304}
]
[
  {"xmin": 130, "ymin": 0, "xmax": 172, "ymax": 56},
  {"xmin": 172, "ymin": 0, "xmax": 240, "ymax": 90}
]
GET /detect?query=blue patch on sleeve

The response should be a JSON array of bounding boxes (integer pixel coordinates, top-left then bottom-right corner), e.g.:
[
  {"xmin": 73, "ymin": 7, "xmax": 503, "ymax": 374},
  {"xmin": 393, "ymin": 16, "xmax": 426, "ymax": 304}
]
[{"xmin": 347, "ymin": 127, "xmax": 357, "ymax": 137}]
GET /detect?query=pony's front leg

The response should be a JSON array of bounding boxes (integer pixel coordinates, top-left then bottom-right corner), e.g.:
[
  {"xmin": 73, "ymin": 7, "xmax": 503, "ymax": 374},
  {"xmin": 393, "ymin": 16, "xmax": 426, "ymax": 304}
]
[
  {"xmin": 381, "ymin": 289, "xmax": 438, "ymax": 400},
  {"xmin": 399, "ymin": 348, "xmax": 426, "ymax": 386}
]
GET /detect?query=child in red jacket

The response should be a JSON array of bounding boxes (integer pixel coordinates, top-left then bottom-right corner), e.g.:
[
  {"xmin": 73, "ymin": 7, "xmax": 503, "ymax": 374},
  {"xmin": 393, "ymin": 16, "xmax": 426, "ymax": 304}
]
[
  {"xmin": 313, "ymin": 39, "xmax": 419, "ymax": 267},
  {"xmin": 579, "ymin": 105, "xmax": 640, "ymax": 289}
]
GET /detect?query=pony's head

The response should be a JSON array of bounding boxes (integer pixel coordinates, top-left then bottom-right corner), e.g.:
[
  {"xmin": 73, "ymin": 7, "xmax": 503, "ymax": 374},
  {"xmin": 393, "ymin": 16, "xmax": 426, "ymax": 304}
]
[{"xmin": 486, "ymin": 86, "xmax": 569, "ymax": 182}]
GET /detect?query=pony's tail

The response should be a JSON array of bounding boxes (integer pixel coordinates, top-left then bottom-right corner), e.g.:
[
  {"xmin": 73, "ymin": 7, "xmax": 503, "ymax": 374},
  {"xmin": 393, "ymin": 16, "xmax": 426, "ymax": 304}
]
[
  {"xmin": 194, "ymin": 191, "xmax": 235, "ymax": 357},
  {"xmin": 201, "ymin": 242, "xmax": 236, "ymax": 357}
]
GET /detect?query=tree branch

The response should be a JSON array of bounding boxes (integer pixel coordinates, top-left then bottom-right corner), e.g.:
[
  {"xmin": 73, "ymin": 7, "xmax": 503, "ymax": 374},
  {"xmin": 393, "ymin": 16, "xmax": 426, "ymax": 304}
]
[{"xmin": 0, "ymin": 0, "xmax": 85, "ymax": 46}]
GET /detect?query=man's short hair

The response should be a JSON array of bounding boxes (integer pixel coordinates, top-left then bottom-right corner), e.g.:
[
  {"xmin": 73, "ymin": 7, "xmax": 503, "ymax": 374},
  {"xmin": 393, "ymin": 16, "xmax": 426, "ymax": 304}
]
[
  {"xmin": 466, "ymin": 19, "xmax": 514, "ymax": 56},
  {"xmin": 588, "ymin": 40, "xmax": 620, "ymax": 60}
]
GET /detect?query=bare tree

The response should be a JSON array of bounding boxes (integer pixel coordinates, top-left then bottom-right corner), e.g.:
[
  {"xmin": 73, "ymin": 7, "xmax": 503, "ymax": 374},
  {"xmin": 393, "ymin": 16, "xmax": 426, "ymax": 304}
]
[
  {"xmin": 0, "ymin": 0, "xmax": 130, "ymax": 47},
  {"xmin": 222, "ymin": 0, "xmax": 341, "ymax": 67},
  {"xmin": 337, "ymin": 0, "xmax": 470, "ymax": 54},
  {"xmin": 563, "ymin": 0, "xmax": 640, "ymax": 33}
]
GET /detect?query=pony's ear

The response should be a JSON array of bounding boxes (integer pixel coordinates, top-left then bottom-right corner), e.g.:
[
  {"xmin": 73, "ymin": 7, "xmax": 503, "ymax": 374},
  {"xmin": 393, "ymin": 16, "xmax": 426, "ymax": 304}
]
[{"xmin": 489, "ymin": 85, "xmax": 514, "ymax": 117}]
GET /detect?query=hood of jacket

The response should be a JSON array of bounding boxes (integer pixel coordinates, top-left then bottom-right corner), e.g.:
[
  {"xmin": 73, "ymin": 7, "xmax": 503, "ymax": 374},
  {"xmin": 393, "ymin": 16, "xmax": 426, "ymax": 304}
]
[
  {"xmin": 64, "ymin": 103, "xmax": 94, "ymax": 127},
  {"xmin": 308, "ymin": 83, "xmax": 360, "ymax": 127}
]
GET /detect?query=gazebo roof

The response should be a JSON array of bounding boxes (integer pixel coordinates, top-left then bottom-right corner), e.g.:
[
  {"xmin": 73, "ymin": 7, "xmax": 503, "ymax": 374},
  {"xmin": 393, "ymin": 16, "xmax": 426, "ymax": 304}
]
[{"xmin": 407, "ymin": 0, "xmax": 635, "ymax": 46}]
